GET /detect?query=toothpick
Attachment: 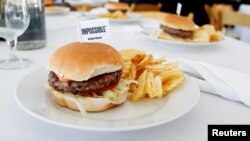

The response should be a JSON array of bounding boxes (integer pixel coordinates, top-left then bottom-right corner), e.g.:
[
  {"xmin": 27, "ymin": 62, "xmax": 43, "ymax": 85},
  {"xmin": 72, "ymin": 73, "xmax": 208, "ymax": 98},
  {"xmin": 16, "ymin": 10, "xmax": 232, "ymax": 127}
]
[{"xmin": 176, "ymin": 3, "xmax": 182, "ymax": 15}]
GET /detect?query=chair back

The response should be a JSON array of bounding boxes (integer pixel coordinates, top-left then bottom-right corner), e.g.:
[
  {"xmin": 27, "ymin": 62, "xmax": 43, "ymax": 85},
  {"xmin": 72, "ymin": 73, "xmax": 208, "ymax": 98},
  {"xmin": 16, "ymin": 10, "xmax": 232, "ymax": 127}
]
[
  {"xmin": 204, "ymin": 4, "xmax": 234, "ymax": 30},
  {"xmin": 222, "ymin": 11, "xmax": 250, "ymax": 27}
]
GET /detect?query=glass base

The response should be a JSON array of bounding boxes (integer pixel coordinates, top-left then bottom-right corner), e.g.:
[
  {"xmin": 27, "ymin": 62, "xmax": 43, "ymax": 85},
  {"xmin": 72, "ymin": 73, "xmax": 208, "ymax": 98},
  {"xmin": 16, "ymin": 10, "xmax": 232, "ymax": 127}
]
[
  {"xmin": 0, "ymin": 58, "xmax": 32, "ymax": 70},
  {"xmin": 17, "ymin": 40, "xmax": 46, "ymax": 50}
]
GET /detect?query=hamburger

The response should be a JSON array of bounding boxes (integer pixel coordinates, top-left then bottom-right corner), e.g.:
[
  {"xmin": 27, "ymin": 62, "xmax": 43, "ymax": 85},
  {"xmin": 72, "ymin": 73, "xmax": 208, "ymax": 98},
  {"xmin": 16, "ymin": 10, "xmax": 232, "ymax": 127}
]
[
  {"xmin": 47, "ymin": 42, "xmax": 130, "ymax": 113},
  {"xmin": 157, "ymin": 14, "xmax": 195, "ymax": 40},
  {"xmin": 105, "ymin": 2, "xmax": 129, "ymax": 14}
]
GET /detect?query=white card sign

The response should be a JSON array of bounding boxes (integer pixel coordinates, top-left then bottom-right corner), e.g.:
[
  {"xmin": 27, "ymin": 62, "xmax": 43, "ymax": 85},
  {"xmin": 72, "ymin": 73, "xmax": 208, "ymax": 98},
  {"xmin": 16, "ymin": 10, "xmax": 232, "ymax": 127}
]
[{"xmin": 78, "ymin": 18, "xmax": 111, "ymax": 42}]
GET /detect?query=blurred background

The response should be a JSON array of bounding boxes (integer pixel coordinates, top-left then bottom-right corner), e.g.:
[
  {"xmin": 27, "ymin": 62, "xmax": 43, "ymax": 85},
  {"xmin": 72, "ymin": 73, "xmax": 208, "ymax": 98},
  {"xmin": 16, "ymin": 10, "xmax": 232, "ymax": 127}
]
[
  {"xmin": 45, "ymin": 0, "xmax": 250, "ymax": 24},
  {"xmin": 6, "ymin": 0, "xmax": 250, "ymax": 44}
]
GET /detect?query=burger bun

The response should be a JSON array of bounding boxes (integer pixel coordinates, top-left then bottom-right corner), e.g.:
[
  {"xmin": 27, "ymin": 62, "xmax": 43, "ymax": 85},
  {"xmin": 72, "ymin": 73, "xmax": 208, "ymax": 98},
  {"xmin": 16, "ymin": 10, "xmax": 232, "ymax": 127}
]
[
  {"xmin": 47, "ymin": 42, "xmax": 123, "ymax": 81},
  {"xmin": 105, "ymin": 2, "xmax": 129, "ymax": 11},
  {"xmin": 161, "ymin": 14, "xmax": 195, "ymax": 31}
]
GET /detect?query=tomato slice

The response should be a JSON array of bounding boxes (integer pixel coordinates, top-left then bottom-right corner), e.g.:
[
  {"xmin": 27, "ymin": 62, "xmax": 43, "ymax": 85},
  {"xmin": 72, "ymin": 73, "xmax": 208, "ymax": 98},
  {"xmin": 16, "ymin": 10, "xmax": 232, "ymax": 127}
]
[{"xmin": 84, "ymin": 82, "xmax": 119, "ymax": 94}]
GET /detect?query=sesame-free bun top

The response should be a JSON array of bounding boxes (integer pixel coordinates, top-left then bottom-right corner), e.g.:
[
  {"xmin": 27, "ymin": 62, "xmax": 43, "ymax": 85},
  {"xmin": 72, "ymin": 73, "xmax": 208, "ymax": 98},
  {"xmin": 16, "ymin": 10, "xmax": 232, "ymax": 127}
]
[
  {"xmin": 105, "ymin": 2, "xmax": 129, "ymax": 10},
  {"xmin": 47, "ymin": 42, "xmax": 123, "ymax": 81},
  {"xmin": 161, "ymin": 14, "xmax": 195, "ymax": 31}
]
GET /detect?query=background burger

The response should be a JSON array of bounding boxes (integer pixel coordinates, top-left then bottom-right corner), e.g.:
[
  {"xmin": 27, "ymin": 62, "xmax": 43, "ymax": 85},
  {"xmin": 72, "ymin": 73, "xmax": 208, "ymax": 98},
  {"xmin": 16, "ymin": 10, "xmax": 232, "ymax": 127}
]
[
  {"xmin": 105, "ymin": 2, "xmax": 129, "ymax": 14},
  {"xmin": 47, "ymin": 42, "xmax": 130, "ymax": 113},
  {"xmin": 157, "ymin": 14, "xmax": 195, "ymax": 40}
]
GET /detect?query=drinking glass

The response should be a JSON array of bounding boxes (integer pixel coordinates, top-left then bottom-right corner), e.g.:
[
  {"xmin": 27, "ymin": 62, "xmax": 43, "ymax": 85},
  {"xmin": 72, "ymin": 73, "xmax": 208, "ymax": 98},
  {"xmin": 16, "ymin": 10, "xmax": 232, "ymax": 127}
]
[{"xmin": 0, "ymin": 0, "xmax": 31, "ymax": 70}]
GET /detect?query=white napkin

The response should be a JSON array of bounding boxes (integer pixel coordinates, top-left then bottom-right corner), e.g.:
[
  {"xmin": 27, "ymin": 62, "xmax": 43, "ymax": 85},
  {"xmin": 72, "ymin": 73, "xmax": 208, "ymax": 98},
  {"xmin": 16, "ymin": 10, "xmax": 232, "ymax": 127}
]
[{"xmin": 178, "ymin": 58, "xmax": 250, "ymax": 106}]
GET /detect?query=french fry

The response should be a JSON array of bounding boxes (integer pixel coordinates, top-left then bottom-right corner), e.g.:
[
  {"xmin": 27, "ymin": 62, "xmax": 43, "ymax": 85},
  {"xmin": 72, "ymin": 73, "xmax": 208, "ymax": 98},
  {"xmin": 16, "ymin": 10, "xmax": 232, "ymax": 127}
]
[
  {"xmin": 159, "ymin": 70, "xmax": 184, "ymax": 83},
  {"xmin": 122, "ymin": 61, "xmax": 131, "ymax": 78},
  {"xmin": 145, "ymin": 72, "xmax": 154, "ymax": 98},
  {"xmin": 120, "ymin": 49, "xmax": 145, "ymax": 61},
  {"xmin": 132, "ymin": 54, "xmax": 146, "ymax": 64},
  {"xmin": 131, "ymin": 70, "xmax": 147, "ymax": 101},
  {"xmin": 154, "ymin": 76, "xmax": 163, "ymax": 98},
  {"xmin": 163, "ymin": 62, "xmax": 179, "ymax": 71},
  {"xmin": 151, "ymin": 56, "xmax": 167, "ymax": 64},
  {"xmin": 146, "ymin": 65, "xmax": 165, "ymax": 75},
  {"xmin": 136, "ymin": 54, "xmax": 153, "ymax": 78},
  {"xmin": 162, "ymin": 77, "xmax": 184, "ymax": 95},
  {"xmin": 136, "ymin": 54, "xmax": 153, "ymax": 70},
  {"xmin": 129, "ymin": 63, "xmax": 137, "ymax": 80},
  {"xmin": 210, "ymin": 32, "xmax": 222, "ymax": 42},
  {"xmin": 193, "ymin": 24, "xmax": 222, "ymax": 42}
]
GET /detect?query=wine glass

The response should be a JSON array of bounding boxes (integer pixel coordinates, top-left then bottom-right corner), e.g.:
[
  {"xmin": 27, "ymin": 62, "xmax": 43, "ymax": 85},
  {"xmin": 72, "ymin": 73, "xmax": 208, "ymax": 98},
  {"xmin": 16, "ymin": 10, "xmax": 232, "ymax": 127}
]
[{"xmin": 0, "ymin": 0, "xmax": 31, "ymax": 70}]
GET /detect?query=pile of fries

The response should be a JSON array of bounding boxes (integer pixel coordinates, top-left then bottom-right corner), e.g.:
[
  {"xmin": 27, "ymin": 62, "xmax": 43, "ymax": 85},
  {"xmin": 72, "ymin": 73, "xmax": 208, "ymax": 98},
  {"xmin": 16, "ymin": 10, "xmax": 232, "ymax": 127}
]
[
  {"xmin": 192, "ymin": 24, "xmax": 223, "ymax": 42},
  {"xmin": 119, "ymin": 49, "xmax": 185, "ymax": 101}
]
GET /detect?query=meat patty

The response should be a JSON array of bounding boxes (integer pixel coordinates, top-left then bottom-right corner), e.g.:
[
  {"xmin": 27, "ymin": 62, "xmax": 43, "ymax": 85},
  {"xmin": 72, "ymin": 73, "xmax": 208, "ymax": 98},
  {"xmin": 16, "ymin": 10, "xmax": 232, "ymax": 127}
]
[
  {"xmin": 48, "ymin": 70, "xmax": 122, "ymax": 95},
  {"xmin": 108, "ymin": 9, "xmax": 127, "ymax": 14},
  {"xmin": 160, "ymin": 24, "xmax": 193, "ymax": 38}
]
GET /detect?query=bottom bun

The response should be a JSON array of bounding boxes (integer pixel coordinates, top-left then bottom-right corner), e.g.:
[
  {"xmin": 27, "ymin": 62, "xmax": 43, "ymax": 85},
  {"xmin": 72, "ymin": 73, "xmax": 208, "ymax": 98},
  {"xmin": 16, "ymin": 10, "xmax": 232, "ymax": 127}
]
[
  {"xmin": 49, "ymin": 86, "xmax": 128, "ymax": 112},
  {"xmin": 156, "ymin": 29, "xmax": 189, "ymax": 42}
]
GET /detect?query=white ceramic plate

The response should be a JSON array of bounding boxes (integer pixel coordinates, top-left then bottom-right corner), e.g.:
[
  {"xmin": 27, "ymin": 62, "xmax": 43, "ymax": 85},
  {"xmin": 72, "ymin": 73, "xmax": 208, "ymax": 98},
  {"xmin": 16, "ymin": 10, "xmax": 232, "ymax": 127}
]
[
  {"xmin": 15, "ymin": 68, "xmax": 200, "ymax": 131},
  {"xmin": 45, "ymin": 6, "xmax": 70, "ymax": 15},
  {"xmin": 108, "ymin": 13, "xmax": 143, "ymax": 23},
  {"xmin": 141, "ymin": 28, "xmax": 224, "ymax": 47}
]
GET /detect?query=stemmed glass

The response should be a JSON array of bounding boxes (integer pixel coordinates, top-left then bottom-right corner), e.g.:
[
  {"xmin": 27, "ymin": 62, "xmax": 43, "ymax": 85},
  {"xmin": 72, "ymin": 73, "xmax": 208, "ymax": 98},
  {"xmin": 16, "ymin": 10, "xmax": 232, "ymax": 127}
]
[{"xmin": 0, "ymin": 0, "xmax": 31, "ymax": 70}]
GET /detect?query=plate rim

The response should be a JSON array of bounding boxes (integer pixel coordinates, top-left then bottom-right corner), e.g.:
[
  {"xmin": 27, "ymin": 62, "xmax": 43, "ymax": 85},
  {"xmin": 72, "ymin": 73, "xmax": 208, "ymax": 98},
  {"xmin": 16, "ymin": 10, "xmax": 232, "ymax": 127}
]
[
  {"xmin": 141, "ymin": 28, "xmax": 224, "ymax": 46},
  {"xmin": 15, "ymin": 68, "xmax": 200, "ymax": 131},
  {"xmin": 109, "ymin": 13, "xmax": 143, "ymax": 23}
]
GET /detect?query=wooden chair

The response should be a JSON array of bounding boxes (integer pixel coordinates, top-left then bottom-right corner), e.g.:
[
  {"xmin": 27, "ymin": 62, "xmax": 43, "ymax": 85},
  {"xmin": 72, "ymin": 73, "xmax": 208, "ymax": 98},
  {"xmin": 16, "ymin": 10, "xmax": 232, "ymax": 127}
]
[
  {"xmin": 222, "ymin": 11, "xmax": 250, "ymax": 27},
  {"xmin": 129, "ymin": 3, "xmax": 162, "ymax": 12},
  {"xmin": 204, "ymin": 4, "xmax": 234, "ymax": 31}
]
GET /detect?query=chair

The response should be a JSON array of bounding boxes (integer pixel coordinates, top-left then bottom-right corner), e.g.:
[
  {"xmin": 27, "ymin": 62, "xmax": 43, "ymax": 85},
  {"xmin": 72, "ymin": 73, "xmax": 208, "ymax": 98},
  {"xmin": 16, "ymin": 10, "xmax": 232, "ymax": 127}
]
[
  {"xmin": 129, "ymin": 3, "xmax": 162, "ymax": 11},
  {"xmin": 204, "ymin": 4, "xmax": 234, "ymax": 31},
  {"xmin": 222, "ymin": 11, "xmax": 250, "ymax": 27}
]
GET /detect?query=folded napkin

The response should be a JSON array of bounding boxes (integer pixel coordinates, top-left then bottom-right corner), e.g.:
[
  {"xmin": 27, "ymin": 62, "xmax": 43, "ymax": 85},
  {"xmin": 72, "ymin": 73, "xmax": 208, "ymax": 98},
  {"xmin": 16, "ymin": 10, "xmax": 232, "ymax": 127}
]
[{"xmin": 178, "ymin": 58, "xmax": 250, "ymax": 106}]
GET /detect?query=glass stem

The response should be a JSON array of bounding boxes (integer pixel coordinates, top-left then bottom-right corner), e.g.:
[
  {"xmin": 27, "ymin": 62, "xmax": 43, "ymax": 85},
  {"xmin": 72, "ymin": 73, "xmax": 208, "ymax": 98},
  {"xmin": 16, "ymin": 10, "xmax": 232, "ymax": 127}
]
[{"xmin": 6, "ymin": 38, "xmax": 18, "ymax": 61}]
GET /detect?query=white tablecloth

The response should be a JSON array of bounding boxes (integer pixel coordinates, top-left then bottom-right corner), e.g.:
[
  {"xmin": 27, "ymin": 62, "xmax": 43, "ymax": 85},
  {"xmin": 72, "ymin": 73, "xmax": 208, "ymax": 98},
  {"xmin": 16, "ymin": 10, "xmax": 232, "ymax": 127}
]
[{"xmin": 1, "ymin": 12, "xmax": 250, "ymax": 141}]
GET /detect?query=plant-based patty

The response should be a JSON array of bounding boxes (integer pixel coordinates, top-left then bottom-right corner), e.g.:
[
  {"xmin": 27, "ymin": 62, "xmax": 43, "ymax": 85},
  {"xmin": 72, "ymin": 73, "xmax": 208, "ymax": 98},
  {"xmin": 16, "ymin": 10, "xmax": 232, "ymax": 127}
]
[
  {"xmin": 48, "ymin": 70, "xmax": 122, "ymax": 95},
  {"xmin": 108, "ymin": 9, "xmax": 127, "ymax": 13},
  {"xmin": 160, "ymin": 24, "xmax": 193, "ymax": 38}
]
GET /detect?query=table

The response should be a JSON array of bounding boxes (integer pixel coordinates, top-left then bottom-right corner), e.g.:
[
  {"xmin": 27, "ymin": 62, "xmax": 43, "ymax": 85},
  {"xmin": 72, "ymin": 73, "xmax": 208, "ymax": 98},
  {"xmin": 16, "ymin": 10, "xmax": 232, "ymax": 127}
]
[
  {"xmin": 133, "ymin": 11, "xmax": 168, "ymax": 20},
  {"xmin": 1, "ymin": 12, "xmax": 250, "ymax": 141}
]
